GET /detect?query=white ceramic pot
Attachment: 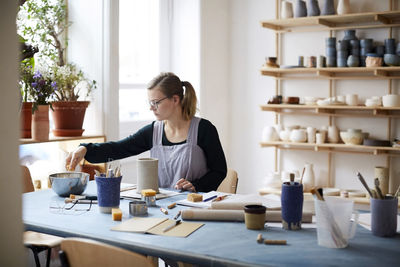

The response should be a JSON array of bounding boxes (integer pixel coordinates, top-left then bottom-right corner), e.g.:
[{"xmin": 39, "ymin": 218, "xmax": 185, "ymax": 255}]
[
  {"xmin": 302, "ymin": 163, "xmax": 315, "ymax": 192},
  {"xmin": 306, "ymin": 126, "xmax": 316, "ymax": 143},
  {"xmin": 279, "ymin": 129, "xmax": 291, "ymax": 141},
  {"xmin": 337, "ymin": 0, "xmax": 351, "ymax": 15},
  {"xmin": 382, "ymin": 94, "xmax": 400, "ymax": 107},
  {"xmin": 327, "ymin": 125, "xmax": 339, "ymax": 143},
  {"xmin": 281, "ymin": 1, "xmax": 294, "ymax": 18},
  {"xmin": 290, "ymin": 129, "xmax": 307, "ymax": 143},
  {"xmin": 262, "ymin": 126, "xmax": 279, "ymax": 142},
  {"xmin": 340, "ymin": 131, "xmax": 363, "ymax": 145},
  {"xmin": 345, "ymin": 94, "xmax": 358, "ymax": 106},
  {"xmin": 264, "ymin": 171, "xmax": 282, "ymax": 188}
]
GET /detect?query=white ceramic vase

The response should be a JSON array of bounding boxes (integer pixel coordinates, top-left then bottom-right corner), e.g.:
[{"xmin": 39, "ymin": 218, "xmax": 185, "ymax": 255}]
[
  {"xmin": 281, "ymin": 0, "xmax": 294, "ymax": 18},
  {"xmin": 327, "ymin": 125, "xmax": 339, "ymax": 143},
  {"xmin": 337, "ymin": 0, "xmax": 351, "ymax": 15},
  {"xmin": 302, "ymin": 163, "xmax": 315, "ymax": 192}
]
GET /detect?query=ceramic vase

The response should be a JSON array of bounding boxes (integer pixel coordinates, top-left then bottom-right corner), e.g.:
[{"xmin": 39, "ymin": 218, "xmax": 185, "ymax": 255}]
[
  {"xmin": 307, "ymin": 0, "xmax": 320, "ymax": 17},
  {"xmin": 281, "ymin": 0, "xmax": 294, "ymax": 19},
  {"xmin": 321, "ymin": 0, "xmax": 335, "ymax": 15},
  {"xmin": 343, "ymin": 29, "xmax": 357, "ymax": 41},
  {"xmin": 20, "ymin": 102, "xmax": 32, "ymax": 138},
  {"xmin": 295, "ymin": 0, "xmax": 307, "ymax": 17},
  {"xmin": 374, "ymin": 166, "xmax": 389, "ymax": 195},
  {"xmin": 347, "ymin": 55, "xmax": 360, "ymax": 67},
  {"xmin": 32, "ymin": 105, "xmax": 49, "ymax": 141},
  {"xmin": 327, "ymin": 126, "xmax": 339, "ymax": 143},
  {"xmin": 337, "ymin": 0, "xmax": 351, "ymax": 15},
  {"xmin": 51, "ymin": 101, "xmax": 90, "ymax": 137},
  {"xmin": 302, "ymin": 163, "xmax": 315, "ymax": 192}
]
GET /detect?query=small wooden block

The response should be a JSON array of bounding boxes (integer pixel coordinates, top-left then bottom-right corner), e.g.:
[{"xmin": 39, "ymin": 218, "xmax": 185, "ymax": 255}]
[
  {"xmin": 112, "ymin": 208, "xmax": 122, "ymax": 221},
  {"xmin": 187, "ymin": 193, "xmax": 203, "ymax": 202}
]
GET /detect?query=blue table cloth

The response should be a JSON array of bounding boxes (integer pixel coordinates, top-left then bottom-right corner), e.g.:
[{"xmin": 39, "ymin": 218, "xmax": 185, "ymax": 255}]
[{"xmin": 23, "ymin": 181, "xmax": 400, "ymax": 266}]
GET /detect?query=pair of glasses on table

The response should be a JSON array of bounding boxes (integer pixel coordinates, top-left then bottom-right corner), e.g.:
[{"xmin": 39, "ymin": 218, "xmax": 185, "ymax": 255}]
[{"xmin": 49, "ymin": 198, "xmax": 95, "ymax": 215}]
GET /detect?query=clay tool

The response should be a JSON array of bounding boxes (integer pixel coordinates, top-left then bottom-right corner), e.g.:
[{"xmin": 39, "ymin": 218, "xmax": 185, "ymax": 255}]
[
  {"xmin": 203, "ymin": 195, "xmax": 218, "ymax": 202},
  {"xmin": 167, "ymin": 202, "xmax": 177, "ymax": 209},
  {"xmin": 162, "ymin": 220, "xmax": 181, "ymax": 233},
  {"xmin": 212, "ymin": 195, "xmax": 229, "ymax": 202},
  {"xmin": 174, "ymin": 210, "xmax": 182, "ymax": 220},
  {"xmin": 290, "ymin": 173, "xmax": 295, "ymax": 185},
  {"xmin": 264, "ymin": 240, "xmax": 287, "ymax": 245},
  {"xmin": 357, "ymin": 172, "xmax": 373, "ymax": 198},
  {"xmin": 394, "ymin": 184, "xmax": 400, "ymax": 197},
  {"xmin": 374, "ymin": 178, "xmax": 384, "ymax": 199},
  {"xmin": 257, "ymin": 234, "xmax": 264, "ymax": 243},
  {"xmin": 160, "ymin": 207, "xmax": 168, "ymax": 215}
]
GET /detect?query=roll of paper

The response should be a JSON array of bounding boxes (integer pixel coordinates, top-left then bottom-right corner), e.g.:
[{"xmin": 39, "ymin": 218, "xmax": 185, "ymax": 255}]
[
  {"xmin": 211, "ymin": 201, "xmax": 262, "ymax": 210},
  {"xmin": 181, "ymin": 209, "xmax": 313, "ymax": 223},
  {"xmin": 136, "ymin": 158, "xmax": 159, "ymax": 193}
]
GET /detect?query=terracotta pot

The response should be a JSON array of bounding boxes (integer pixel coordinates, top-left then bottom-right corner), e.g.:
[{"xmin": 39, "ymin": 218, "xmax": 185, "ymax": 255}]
[
  {"xmin": 51, "ymin": 101, "xmax": 90, "ymax": 137},
  {"xmin": 20, "ymin": 102, "xmax": 32, "ymax": 138},
  {"xmin": 32, "ymin": 105, "xmax": 50, "ymax": 141}
]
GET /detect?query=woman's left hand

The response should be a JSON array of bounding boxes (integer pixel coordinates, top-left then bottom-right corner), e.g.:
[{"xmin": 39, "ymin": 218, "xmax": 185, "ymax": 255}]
[{"xmin": 175, "ymin": 178, "xmax": 196, "ymax": 192}]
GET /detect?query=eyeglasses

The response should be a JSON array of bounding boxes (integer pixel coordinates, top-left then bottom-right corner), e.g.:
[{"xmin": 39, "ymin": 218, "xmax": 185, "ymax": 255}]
[{"xmin": 149, "ymin": 96, "xmax": 168, "ymax": 110}]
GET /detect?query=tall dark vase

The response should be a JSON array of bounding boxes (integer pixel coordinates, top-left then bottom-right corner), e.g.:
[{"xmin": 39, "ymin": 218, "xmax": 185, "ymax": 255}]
[{"xmin": 322, "ymin": 0, "xmax": 335, "ymax": 15}]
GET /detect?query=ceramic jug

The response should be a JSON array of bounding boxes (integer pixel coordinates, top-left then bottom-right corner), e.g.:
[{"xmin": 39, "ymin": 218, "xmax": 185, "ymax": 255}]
[
  {"xmin": 295, "ymin": 0, "xmax": 307, "ymax": 18},
  {"xmin": 307, "ymin": 0, "xmax": 320, "ymax": 17},
  {"xmin": 322, "ymin": 0, "xmax": 335, "ymax": 15},
  {"xmin": 302, "ymin": 163, "xmax": 315, "ymax": 192},
  {"xmin": 281, "ymin": 0, "xmax": 294, "ymax": 19},
  {"xmin": 337, "ymin": 0, "xmax": 351, "ymax": 15}
]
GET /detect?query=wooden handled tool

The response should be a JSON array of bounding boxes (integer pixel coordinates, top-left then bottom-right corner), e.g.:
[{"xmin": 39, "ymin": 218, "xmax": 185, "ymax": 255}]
[
  {"xmin": 264, "ymin": 240, "xmax": 287, "ymax": 245},
  {"xmin": 374, "ymin": 178, "xmax": 384, "ymax": 199},
  {"xmin": 357, "ymin": 172, "xmax": 373, "ymax": 198}
]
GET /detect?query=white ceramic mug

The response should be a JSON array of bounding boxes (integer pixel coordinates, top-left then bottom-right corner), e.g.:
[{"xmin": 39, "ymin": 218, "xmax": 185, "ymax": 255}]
[
  {"xmin": 316, "ymin": 133, "xmax": 324, "ymax": 144},
  {"xmin": 346, "ymin": 94, "xmax": 358, "ymax": 106},
  {"xmin": 307, "ymin": 126, "xmax": 316, "ymax": 143},
  {"xmin": 382, "ymin": 94, "xmax": 400, "ymax": 107}
]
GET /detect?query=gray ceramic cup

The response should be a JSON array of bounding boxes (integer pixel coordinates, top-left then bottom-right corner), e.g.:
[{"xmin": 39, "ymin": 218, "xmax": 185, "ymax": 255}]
[{"xmin": 371, "ymin": 197, "xmax": 398, "ymax": 237}]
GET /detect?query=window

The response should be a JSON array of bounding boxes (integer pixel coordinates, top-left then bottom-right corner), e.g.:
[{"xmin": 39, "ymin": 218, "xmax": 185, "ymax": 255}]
[{"xmin": 119, "ymin": 0, "xmax": 166, "ymax": 122}]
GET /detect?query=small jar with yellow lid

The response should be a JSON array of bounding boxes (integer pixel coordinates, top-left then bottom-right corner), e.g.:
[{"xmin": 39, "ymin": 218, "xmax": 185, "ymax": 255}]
[{"xmin": 141, "ymin": 189, "xmax": 156, "ymax": 206}]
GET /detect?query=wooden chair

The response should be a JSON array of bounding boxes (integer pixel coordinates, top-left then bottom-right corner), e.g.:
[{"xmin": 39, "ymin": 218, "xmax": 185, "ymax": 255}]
[
  {"xmin": 217, "ymin": 169, "xmax": 238, "ymax": 194},
  {"xmin": 22, "ymin": 165, "xmax": 64, "ymax": 267},
  {"xmin": 59, "ymin": 238, "xmax": 155, "ymax": 267}
]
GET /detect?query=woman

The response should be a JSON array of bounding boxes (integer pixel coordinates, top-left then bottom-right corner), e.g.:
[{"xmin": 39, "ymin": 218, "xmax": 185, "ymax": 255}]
[{"xmin": 66, "ymin": 72, "xmax": 227, "ymax": 192}]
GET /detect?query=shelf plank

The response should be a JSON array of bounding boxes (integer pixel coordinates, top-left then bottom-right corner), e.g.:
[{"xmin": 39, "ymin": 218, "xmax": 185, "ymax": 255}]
[
  {"xmin": 260, "ymin": 10, "xmax": 400, "ymax": 32},
  {"xmin": 260, "ymin": 141, "xmax": 400, "ymax": 156},
  {"xmin": 20, "ymin": 135, "xmax": 106, "ymax": 145},
  {"xmin": 260, "ymin": 104, "xmax": 400, "ymax": 111},
  {"xmin": 260, "ymin": 66, "xmax": 400, "ymax": 79}
]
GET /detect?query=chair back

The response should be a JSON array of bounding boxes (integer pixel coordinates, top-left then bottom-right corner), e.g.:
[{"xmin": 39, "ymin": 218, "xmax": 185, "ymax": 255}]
[
  {"xmin": 217, "ymin": 169, "xmax": 238, "ymax": 194},
  {"xmin": 21, "ymin": 165, "xmax": 34, "ymax": 193},
  {"xmin": 60, "ymin": 238, "xmax": 155, "ymax": 267}
]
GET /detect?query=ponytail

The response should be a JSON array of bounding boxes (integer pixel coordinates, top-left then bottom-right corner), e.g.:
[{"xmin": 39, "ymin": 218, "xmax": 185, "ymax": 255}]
[{"xmin": 181, "ymin": 81, "xmax": 197, "ymax": 120}]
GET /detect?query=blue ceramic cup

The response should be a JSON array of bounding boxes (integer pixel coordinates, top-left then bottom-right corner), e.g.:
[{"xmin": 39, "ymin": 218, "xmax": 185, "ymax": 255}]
[
  {"xmin": 281, "ymin": 182, "xmax": 304, "ymax": 230},
  {"xmin": 371, "ymin": 196, "xmax": 398, "ymax": 237},
  {"xmin": 95, "ymin": 175, "xmax": 122, "ymax": 213}
]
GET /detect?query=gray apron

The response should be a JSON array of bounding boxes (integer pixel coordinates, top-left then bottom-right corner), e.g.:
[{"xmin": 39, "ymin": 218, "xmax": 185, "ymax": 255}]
[{"xmin": 150, "ymin": 117, "xmax": 208, "ymax": 189}]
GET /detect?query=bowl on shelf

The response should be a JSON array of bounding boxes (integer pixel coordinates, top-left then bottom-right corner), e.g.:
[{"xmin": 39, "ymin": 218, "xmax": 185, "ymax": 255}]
[
  {"xmin": 383, "ymin": 54, "xmax": 400, "ymax": 66},
  {"xmin": 49, "ymin": 171, "xmax": 89, "ymax": 197},
  {"xmin": 382, "ymin": 94, "xmax": 400, "ymax": 107},
  {"xmin": 340, "ymin": 131, "xmax": 364, "ymax": 145},
  {"xmin": 363, "ymin": 139, "xmax": 391, "ymax": 147}
]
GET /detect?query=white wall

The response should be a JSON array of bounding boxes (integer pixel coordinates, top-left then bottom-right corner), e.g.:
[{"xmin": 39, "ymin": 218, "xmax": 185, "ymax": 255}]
[
  {"xmin": 0, "ymin": 1, "xmax": 25, "ymax": 266},
  {"xmin": 227, "ymin": 0, "xmax": 400, "ymax": 193}
]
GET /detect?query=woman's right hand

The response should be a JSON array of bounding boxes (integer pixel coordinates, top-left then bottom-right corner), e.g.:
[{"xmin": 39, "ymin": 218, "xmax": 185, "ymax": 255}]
[{"xmin": 65, "ymin": 146, "xmax": 87, "ymax": 171}]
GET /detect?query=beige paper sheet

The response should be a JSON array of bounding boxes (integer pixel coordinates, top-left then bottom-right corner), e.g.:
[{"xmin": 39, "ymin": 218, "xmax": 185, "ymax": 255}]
[
  {"xmin": 146, "ymin": 219, "xmax": 204, "ymax": 237},
  {"xmin": 111, "ymin": 217, "xmax": 167, "ymax": 233},
  {"xmin": 111, "ymin": 217, "xmax": 203, "ymax": 237}
]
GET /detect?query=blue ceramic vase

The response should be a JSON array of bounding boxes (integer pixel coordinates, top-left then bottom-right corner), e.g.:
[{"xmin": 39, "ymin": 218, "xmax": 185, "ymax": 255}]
[{"xmin": 281, "ymin": 182, "xmax": 304, "ymax": 230}]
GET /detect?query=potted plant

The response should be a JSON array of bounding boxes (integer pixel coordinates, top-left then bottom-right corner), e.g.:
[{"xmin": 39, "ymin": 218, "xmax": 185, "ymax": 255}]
[
  {"xmin": 17, "ymin": 0, "xmax": 96, "ymax": 137},
  {"xmin": 27, "ymin": 68, "xmax": 57, "ymax": 141},
  {"xmin": 51, "ymin": 63, "xmax": 96, "ymax": 136}
]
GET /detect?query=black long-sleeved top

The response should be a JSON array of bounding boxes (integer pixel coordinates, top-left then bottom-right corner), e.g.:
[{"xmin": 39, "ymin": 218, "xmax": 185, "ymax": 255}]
[{"xmin": 81, "ymin": 118, "xmax": 227, "ymax": 192}]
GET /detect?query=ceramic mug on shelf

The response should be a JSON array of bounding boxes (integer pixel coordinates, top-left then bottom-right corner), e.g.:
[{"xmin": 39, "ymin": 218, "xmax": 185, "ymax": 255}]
[{"xmin": 281, "ymin": 1, "xmax": 294, "ymax": 18}]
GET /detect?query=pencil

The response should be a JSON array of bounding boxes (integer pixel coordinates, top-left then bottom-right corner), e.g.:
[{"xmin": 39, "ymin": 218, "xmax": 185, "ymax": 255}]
[{"xmin": 160, "ymin": 207, "xmax": 168, "ymax": 215}]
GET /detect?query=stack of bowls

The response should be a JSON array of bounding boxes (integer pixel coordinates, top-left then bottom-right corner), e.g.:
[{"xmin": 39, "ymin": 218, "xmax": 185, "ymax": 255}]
[
  {"xmin": 337, "ymin": 40, "xmax": 349, "ymax": 67},
  {"xmin": 326, "ymin": 37, "xmax": 336, "ymax": 67},
  {"xmin": 360, "ymin": 39, "xmax": 373, "ymax": 66},
  {"xmin": 383, "ymin": 38, "xmax": 400, "ymax": 66}
]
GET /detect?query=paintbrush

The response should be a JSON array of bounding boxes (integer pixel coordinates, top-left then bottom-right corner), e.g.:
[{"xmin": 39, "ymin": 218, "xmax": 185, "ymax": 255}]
[
  {"xmin": 357, "ymin": 172, "xmax": 373, "ymax": 198},
  {"xmin": 374, "ymin": 178, "xmax": 384, "ymax": 199},
  {"xmin": 300, "ymin": 167, "xmax": 305, "ymax": 184}
]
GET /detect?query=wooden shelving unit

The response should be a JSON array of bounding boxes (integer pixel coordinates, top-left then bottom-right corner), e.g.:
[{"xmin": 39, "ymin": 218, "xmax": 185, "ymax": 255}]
[
  {"xmin": 261, "ymin": 10, "xmax": 400, "ymax": 32},
  {"xmin": 260, "ymin": 104, "xmax": 400, "ymax": 118},
  {"xmin": 20, "ymin": 135, "xmax": 106, "ymax": 145},
  {"xmin": 260, "ymin": 141, "xmax": 400, "ymax": 156},
  {"xmin": 259, "ymin": 1, "xmax": 400, "ymax": 193},
  {"xmin": 260, "ymin": 66, "xmax": 400, "ymax": 80}
]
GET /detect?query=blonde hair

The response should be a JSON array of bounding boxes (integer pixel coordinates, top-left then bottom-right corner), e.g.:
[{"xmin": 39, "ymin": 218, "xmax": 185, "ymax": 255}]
[{"xmin": 147, "ymin": 72, "xmax": 197, "ymax": 120}]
